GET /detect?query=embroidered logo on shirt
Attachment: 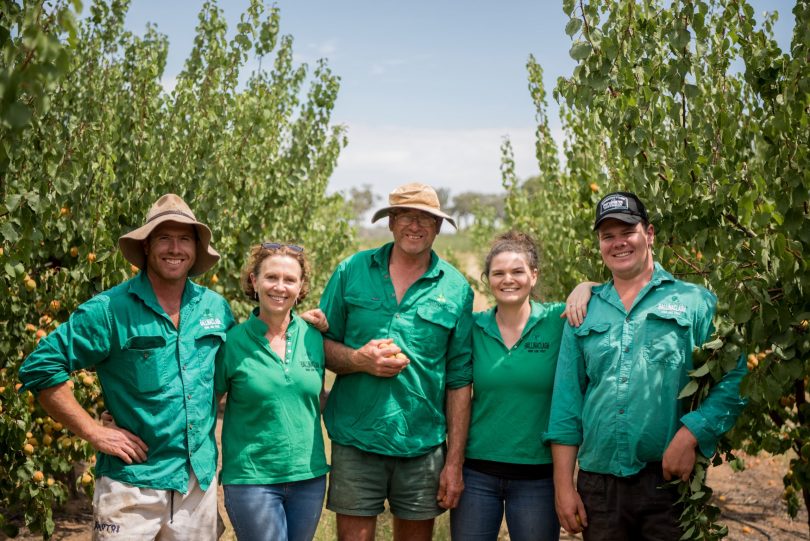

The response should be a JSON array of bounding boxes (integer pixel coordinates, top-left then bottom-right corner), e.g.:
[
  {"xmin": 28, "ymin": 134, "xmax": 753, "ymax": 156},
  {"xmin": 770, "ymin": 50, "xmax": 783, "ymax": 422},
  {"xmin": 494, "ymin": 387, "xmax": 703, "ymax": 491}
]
[
  {"xmin": 656, "ymin": 302, "xmax": 687, "ymax": 314},
  {"xmin": 436, "ymin": 294, "xmax": 447, "ymax": 303},
  {"xmin": 199, "ymin": 310, "xmax": 223, "ymax": 330},
  {"xmin": 524, "ymin": 341, "xmax": 550, "ymax": 353}
]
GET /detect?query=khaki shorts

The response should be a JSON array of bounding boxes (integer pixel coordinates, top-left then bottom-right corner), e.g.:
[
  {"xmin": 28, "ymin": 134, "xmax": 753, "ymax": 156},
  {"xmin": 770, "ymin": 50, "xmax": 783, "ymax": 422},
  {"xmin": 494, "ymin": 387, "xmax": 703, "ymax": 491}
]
[
  {"xmin": 92, "ymin": 470, "xmax": 219, "ymax": 540},
  {"xmin": 326, "ymin": 442, "xmax": 446, "ymax": 521}
]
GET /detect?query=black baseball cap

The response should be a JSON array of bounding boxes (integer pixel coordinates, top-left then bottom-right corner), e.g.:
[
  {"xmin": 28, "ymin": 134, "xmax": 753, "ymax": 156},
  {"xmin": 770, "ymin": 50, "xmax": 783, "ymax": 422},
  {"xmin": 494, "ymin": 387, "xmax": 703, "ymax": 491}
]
[{"xmin": 593, "ymin": 191, "xmax": 649, "ymax": 230}]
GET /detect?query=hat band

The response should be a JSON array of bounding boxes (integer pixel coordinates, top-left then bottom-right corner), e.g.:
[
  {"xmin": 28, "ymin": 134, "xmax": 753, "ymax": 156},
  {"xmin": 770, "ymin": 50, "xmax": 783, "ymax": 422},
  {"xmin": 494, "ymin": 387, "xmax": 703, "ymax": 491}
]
[{"xmin": 146, "ymin": 209, "xmax": 196, "ymax": 224}]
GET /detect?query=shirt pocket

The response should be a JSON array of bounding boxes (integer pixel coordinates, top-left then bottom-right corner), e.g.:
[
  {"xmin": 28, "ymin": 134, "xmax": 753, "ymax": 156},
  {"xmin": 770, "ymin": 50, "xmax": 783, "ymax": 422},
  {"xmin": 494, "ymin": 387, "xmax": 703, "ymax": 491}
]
[
  {"xmin": 195, "ymin": 330, "xmax": 226, "ymax": 382},
  {"xmin": 412, "ymin": 302, "xmax": 457, "ymax": 353},
  {"xmin": 344, "ymin": 295, "xmax": 383, "ymax": 341},
  {"xmin": 122, "ymin": 335, "xmax": 168, "ymax": 393},
  {"xmin": 573, "ymin": 322, "xmax": 611, "ymax": 377},
  {"xmin": 642, "ymin": 312, "xmax": 690, "ymax": 367}
]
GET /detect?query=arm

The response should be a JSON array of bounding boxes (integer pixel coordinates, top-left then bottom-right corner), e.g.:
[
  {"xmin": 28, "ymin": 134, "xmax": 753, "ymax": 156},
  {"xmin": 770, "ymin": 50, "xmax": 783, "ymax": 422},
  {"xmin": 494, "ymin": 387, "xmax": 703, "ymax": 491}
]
[
  {"xmin": 38, "ymin": 382, "xmax": 148, "ymax": 464},
  {"xmin": 551, "ymin": 444, "xmax": 587, "ymax": 534},
  {"xmin": 561, "ymin": 281, "xmax": 599, "ymax": 327},
  {"xmin": 323, "ymin": 338, "xmax": 409, "ymax": 377},
  {"xmin": 437, "ymin": 384, "xmax": 471, "ymax": 509}
]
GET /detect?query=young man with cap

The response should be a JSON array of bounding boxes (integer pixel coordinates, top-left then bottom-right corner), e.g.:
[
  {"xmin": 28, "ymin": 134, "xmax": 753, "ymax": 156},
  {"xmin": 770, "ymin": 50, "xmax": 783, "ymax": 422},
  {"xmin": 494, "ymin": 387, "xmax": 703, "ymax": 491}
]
[
  {"xmin": 543, "ymin": 191, "xmax": 747, "ymax": 540},
  {"xmin": 19, "ymin": 194, "xmax": 235, "ymax": 540},
  {"xmin": 319, "ymin": 182, "xmax": 474, "ymax": 541}
]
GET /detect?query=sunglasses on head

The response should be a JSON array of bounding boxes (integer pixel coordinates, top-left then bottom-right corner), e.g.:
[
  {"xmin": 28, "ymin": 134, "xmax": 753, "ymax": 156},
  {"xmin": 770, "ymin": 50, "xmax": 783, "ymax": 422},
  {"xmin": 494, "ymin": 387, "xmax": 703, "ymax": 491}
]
[{"xmin": 261, "ymin": 242, "xmax": 304, "ymax": 253}]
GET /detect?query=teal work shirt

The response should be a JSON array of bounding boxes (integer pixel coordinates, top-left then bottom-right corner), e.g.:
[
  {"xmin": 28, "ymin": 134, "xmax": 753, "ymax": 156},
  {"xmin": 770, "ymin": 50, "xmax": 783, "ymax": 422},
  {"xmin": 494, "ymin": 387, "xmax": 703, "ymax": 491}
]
[
  {"xmin": 18, "ymin": 271, "xmax": 234, "ymax": 491},
  {"xmin": 215, "ymin": 309, "xmax": 329, "ymax": 485},
  {"xmin": 543, "ymin": 263, "xmax": 747, "ymax": 477},
  {"xmin": 320, "ymin": 242, "xmax": 474, "ymax": 457},
  {"xmin": 466, "ymin": 301, "xmax": 565, "ymax": 465}
]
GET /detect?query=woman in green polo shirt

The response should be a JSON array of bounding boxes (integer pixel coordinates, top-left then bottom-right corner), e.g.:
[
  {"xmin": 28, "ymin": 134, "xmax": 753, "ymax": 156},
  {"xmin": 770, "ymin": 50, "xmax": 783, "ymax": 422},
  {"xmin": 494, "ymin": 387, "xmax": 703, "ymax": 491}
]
[
  {"xmin": 215, "ymin": 243, "xmax": 329, "ymax": 541},
  {"xmin": 450, "ymin": 231, "xmax": 592, "ymax": 541}
]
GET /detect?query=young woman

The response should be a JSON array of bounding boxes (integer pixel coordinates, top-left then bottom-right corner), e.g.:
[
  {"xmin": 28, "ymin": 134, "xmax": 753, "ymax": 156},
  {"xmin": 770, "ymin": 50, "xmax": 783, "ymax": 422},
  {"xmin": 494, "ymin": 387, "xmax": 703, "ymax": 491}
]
[
  {"xmin": 215, "ymin": 243, "xmax": 329, "ymax": 541},
  {"xmin": 450, "ymin": 231, "xmax": 593, "ymax": 541}
]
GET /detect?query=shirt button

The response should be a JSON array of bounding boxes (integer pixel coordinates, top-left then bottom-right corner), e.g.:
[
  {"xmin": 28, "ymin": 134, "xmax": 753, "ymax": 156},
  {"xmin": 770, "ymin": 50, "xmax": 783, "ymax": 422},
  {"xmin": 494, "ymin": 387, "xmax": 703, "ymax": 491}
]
[
  {"xmin": 619, "ymin": 409, "xmax": 625, "ymax": 414},
  {"xmin": 395, "ymin": 314, "xmax": 401, "ymax": 319},
  {"xmin": 624, "ymin": 346, "xmax": 630, "ymax": 352},
  {"xmin": 187, "ymin": 394, "xmax": 191, "ymax": 399},
  {"xmin": 621, "ymin": 377, "xmax": 628, "ymax": 383}
]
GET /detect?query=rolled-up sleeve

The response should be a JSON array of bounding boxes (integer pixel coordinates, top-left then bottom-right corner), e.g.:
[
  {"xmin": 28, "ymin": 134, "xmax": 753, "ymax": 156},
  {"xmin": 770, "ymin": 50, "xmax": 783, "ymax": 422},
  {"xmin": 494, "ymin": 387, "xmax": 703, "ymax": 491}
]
[
  {"xmin": 445, "ymin": 286, "xmax": 474, "ymax": 389},
  {"xmin": 542, "ymin": 324, "xmax": 586, "ymax": 446},
  {"xmin": 18, "ymin": 297, "xmax": 112, "ymax": 394}
]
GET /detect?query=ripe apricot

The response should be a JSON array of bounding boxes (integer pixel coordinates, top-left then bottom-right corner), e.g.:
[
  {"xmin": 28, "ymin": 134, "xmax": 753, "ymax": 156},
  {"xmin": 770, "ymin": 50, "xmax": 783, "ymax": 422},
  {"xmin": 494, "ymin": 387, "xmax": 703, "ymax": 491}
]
[
  {"xmin": 81, "ymin": 473, "xmax": 93, "ymax": 486},
  {"xmin": 70, "ymin": 246, "xmax": 79, "ymax": 257},
  {"xmin": 87, "ymin": 252, "xmax": 96, "ymax": 263},
  {"xmin": 33, "ymin": 471, "xmax": 45, "ymax": 483},
  {"xmin": 23, "ymin": 443, "xmax": 34, "ymax": 455}
]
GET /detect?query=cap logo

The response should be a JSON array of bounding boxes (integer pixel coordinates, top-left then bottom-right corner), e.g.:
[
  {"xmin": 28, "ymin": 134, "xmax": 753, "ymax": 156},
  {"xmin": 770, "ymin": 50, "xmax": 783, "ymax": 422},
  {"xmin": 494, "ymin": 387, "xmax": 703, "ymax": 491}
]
[{"xmin": 601, "ymin": 195, "xmax": 629, "ymax": 212}]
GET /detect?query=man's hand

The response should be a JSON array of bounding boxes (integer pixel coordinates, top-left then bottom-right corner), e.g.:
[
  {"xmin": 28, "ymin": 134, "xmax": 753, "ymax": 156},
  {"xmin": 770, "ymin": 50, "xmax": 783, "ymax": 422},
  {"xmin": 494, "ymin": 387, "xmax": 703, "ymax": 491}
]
[
  {"xmin": 662, "ymin": 426, "xmax": 698, "ymax": 481},
  {"xmin": 87, "ymin": 422, "xmax": 149, "ymax": 465},
  {"xmin": 436, "ymin": 461, "xmax": 464, "ymax": 509},
  {"xmin": 555, "ymin": 483, "xmax": 587, "ymax": 534},
  {"xmin": 300, "ymin": 308, "xmax": 329, "ymax": 332},
  {"xmin": 353, "ymin": 338, "xmax": 409, "ymax": 377}
]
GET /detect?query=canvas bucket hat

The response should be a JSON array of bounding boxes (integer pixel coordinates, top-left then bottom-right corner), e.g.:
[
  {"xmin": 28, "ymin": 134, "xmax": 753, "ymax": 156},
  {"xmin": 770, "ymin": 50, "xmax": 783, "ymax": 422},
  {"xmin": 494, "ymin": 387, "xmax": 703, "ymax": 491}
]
[
  {"xmin": 371, "ymin": 182, "xmax": 457, "ymax": 229},
  {"xmin": 118, "ymin": 194, "xmax": 220, "ymax": 276}
]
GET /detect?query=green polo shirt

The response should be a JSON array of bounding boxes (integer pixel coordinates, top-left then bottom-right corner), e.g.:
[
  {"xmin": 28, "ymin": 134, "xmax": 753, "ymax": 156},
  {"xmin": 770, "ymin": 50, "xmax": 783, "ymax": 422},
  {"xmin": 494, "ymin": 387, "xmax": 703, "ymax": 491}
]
[
  {"xmin": 466, "ymin": 301, "xmax": 564, "ymax": 465},
  {"xmin": 214, "ymin": 309, "xmax": 329, "ymax": 484},
  {"xmin": 543, "ymin": 263, "xmax": 747, "ymax": 477},
  {"xmin": 320, "ymin": 242, "xmax": 474, "ymax": 457},
  {"xmin": 19, "ymin": 271, "xmax": 234, "ymax": 491}
]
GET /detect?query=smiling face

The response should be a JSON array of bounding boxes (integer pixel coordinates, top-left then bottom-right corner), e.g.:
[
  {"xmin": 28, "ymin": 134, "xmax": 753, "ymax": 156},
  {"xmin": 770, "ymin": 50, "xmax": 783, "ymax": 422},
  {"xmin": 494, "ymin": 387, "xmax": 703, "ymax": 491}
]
[
  {"xmin": 250, "ymin": 254, "xmax": 303, "ymax": 319},
  {"xmin": 144, "ymin": 222, "xmax": 197, "ymax": 286},
  {"xmin": 487, "ymin": 251, "xmax": 538, "ymax": 308},
  {"xmin": 388, "ymin": 209, "xmax": 439, "ymax": 258},
  {"xmin": 597, "ymin": 219, "xmax": 655, "ymax": 281}
]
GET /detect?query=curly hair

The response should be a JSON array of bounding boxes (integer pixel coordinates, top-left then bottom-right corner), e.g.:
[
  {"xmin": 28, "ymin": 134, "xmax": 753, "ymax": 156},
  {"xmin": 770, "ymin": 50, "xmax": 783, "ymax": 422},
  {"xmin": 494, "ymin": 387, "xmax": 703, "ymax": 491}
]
[
  {"xmin": 241, "ymin": 244, "xmax": 311, "ymax": 303},
  {"xmin": 481, "ymin": 231, "xmax": 541, "ymax": 298}
]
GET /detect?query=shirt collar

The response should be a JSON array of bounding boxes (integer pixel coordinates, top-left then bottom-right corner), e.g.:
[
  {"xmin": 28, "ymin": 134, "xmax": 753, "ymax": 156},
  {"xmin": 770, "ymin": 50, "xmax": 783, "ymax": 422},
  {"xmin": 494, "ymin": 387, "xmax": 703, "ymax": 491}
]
[
  {"xmin": 245, "ymin": 307, "xmax": 303, "ymax": 344},
  {"xmin": 476, "ymin": 300, "xmax": 549, "ymax": 342},
  {"xmin": 128, "ymin": 271, "xmax": 200, "ymax": 314},
  {"xmin": 370, "ymin": 242, "xmax": 442, "ymax": 279}
]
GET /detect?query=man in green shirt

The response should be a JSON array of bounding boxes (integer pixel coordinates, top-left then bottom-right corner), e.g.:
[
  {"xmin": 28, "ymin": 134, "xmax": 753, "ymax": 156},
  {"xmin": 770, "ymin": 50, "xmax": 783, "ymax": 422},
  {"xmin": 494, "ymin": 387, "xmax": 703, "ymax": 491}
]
[
  {"xmin": 544, "ymin": 191, "xmax": 747, "ymax": 540},
  {"xmin": 19, "ymin": 194, "xmax": 234, "ymax": 540},
  {"xmin": 320, "ymin": 182, "xmax": 474, "ymax": 541}
]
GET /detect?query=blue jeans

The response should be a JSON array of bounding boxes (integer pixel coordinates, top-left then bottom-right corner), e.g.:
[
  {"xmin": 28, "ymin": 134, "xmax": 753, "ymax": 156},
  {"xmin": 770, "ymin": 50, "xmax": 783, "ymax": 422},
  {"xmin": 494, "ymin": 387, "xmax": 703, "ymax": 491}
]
[
  {"xmin": 224, "ymin": 476, "xmax": 326, "ymax": 541},
  {"xmin": 450, "ymin": 467, "xmax": 559, "ymax": 541}
]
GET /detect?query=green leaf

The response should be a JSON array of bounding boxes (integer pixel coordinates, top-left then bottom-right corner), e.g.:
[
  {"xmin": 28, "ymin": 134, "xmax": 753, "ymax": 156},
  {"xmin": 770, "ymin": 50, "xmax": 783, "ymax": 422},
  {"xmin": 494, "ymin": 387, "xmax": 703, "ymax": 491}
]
[
  {"xmin": 5, "ymin": 102, "xmax": 32, "ymax": 128},
  {"xmin": 569, "ymin": 41, "xmax": 593, "ymax": 61},
  {"xmin": 0, "ymin": 221, "xmax": 19, "ymax": 243},
  {"xmin": 565, "ymin": 18, "xmax": 583, "ymax": 37},
  {"xmin": 678, "ymin": 379, "xmax": 699, "ymax": 399}
]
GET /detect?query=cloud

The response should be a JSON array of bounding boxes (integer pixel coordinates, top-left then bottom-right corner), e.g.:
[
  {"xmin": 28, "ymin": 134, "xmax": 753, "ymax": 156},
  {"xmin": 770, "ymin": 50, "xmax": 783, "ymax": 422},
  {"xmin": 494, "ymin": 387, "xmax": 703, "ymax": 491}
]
[{"xmin": 328, "ymin": 123, "xmax": 565, "ymax": 198}]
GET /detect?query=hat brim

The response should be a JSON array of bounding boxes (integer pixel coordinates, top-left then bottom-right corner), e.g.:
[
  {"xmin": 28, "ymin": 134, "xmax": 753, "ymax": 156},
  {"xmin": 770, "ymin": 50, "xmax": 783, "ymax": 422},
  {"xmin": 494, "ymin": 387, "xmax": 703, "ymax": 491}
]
[
  {"xmin": 594, "ymin": 213, "xmax": 643, "ymax": 230},
  {"xmin": 371, "ymin": 204, "xmax": 457, "ymax": 229},
  {"xmin": 119, "ymin": 215, "xmax": 220, "ymax": 277}
]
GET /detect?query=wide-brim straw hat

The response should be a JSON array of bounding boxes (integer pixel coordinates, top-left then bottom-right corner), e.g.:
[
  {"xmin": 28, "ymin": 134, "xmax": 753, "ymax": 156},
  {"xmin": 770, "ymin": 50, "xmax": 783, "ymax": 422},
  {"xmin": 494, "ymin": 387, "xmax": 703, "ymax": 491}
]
[
  {"xmin": 371, "ymin": 182, "xmax": 457, "ymax": 229},
  {"xmin": 118, "ymin": 194, "xmax": 220, "ymax": 277}
]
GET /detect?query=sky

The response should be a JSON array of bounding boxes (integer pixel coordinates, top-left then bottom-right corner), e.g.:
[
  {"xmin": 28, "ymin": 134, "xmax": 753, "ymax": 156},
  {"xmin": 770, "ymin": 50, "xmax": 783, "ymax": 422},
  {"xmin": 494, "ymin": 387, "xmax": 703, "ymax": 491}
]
[{"xmin": 123, "ymin": 0, "xmax": 796, "ymax": 202}]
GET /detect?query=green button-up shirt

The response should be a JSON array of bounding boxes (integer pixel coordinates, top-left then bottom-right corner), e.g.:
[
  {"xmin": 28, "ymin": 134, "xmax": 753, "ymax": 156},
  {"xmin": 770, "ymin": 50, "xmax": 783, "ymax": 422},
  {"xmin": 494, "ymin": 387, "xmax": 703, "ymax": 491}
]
[
  {"xmin": 215, "ymin": 309, "xmax": 329, "ymax": 485},
  {"xmin": 19, "ymin": 271, "xmax": 234, "ymax": 491},
  {"xmin": 320, "ymin": 242, "xmax": 474, "ymax": 457},
  {"xmin": 467, "ymin": 301, "xmax": 565, "ymax": 465},
  {"xmin": 543, "ymin": 263, "xmax": 747, "ymax": 477}
]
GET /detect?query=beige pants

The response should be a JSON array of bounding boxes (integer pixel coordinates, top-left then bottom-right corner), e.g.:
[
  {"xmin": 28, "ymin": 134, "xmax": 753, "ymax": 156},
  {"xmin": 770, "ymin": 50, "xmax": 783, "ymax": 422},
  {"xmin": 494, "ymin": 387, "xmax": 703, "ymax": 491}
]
[{"xmin": 92, "ymin": 471, "xmax": 219, "ymax": 540}]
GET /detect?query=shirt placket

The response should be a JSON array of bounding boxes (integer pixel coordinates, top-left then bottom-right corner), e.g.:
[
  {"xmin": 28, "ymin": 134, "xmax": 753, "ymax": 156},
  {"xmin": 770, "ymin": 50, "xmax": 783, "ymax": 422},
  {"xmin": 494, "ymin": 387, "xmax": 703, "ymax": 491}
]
[{"xmin": 616, "ymin": 311, "xmax": 633, "ymax": 474}]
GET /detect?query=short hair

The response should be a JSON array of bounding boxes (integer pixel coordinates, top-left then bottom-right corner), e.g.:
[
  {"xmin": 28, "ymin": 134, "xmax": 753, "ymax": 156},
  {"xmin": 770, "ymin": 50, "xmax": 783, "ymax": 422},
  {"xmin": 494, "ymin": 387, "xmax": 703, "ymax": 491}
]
[{"xmin": 240, "ymin": 244, "xmax": 310, "ymax": 303}]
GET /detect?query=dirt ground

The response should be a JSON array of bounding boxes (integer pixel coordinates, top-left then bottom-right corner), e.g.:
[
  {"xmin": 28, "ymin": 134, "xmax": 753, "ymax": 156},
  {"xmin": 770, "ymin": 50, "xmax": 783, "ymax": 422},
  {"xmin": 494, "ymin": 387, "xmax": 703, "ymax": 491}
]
[{"xmin": 3, "ymin": 450, "xmax": 807, "ymax": 541}]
